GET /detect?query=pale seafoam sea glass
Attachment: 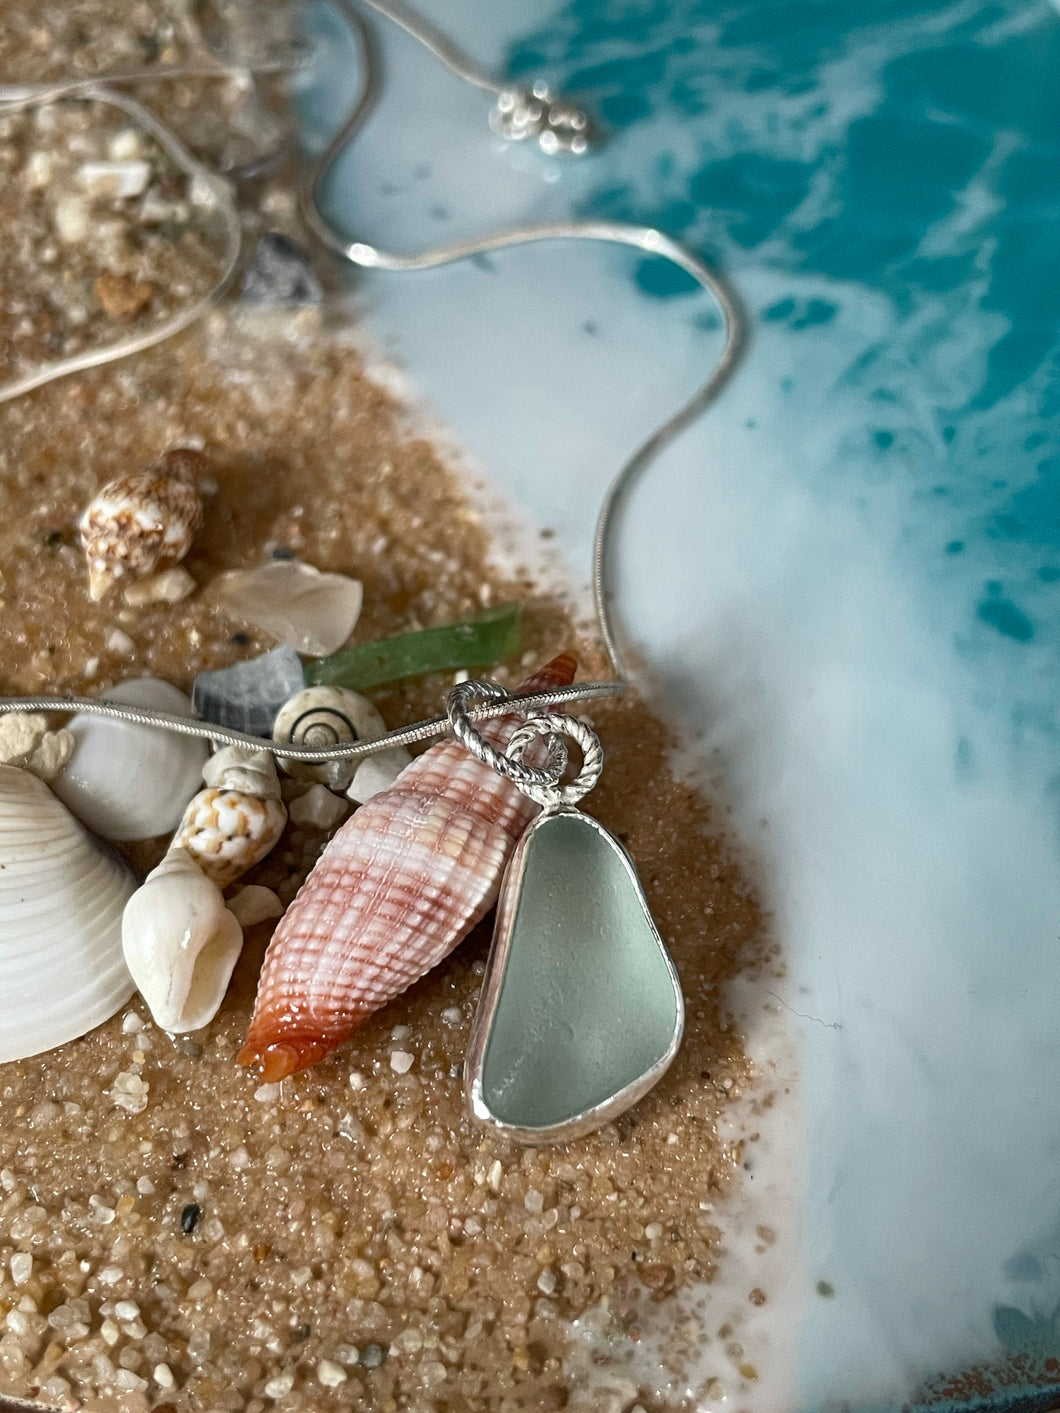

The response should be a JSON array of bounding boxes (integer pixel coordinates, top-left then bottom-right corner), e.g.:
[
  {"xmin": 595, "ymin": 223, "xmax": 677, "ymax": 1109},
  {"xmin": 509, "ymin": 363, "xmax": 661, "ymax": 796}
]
[{"xmin": 470, "ymin": 807, "xmax": 683, "ymax": 1142}]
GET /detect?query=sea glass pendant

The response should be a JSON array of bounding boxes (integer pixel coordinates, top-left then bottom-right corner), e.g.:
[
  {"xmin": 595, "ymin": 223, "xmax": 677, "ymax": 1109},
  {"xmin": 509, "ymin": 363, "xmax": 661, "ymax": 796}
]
[{"xmin": 465, "ymin": 805, "xmax": 684, "ymax": 1145}]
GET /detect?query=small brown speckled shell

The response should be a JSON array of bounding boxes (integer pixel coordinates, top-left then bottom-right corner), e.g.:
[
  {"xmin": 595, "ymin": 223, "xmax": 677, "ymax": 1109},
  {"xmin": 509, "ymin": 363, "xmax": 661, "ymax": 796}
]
[
  {"xmin": 173, "ymin": 745, "xmax": 287, "ymax": 888},
  {"xmin": 238, "ymin": 653, "xmax": 577, "ymax": 1082},
  {"xmin": 79, "ymin": 447, "xmax": 205, "ymax": 600}
]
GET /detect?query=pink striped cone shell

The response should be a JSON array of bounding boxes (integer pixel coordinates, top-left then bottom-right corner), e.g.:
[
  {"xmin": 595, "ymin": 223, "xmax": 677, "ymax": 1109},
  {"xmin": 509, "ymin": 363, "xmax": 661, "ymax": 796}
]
[{"xmin": 238, "ymin": 653, "xmax": 577, "ymax": 1081}]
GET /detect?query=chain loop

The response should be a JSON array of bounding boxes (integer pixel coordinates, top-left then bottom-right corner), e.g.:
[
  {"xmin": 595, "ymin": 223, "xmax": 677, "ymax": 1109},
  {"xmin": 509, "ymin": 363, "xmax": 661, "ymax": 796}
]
[
  {"xmin": 445, "ymin": 681, "xmax": 568, "ymax": 792},
  {"xmin": 445, "ymin": 683, "xmax": 603, "ymax": 807}
]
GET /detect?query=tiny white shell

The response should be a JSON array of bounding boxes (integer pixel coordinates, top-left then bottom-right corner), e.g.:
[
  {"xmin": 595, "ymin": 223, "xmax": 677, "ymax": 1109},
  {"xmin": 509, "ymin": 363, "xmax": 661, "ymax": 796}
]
[
  {"xmin": 52, "ymin": 678, "xmax": 210, "ymax": 841},
  {"xmin": 0, "ymin": 765, "xmax": 138, "ymax": 1062},
  {"xmin": 122, "ymin": 847, "xmax": 244, "ymax": 1032},
  {"xmin": 273, "ymin": 685, "xmax": 388, "ymax": 789}
]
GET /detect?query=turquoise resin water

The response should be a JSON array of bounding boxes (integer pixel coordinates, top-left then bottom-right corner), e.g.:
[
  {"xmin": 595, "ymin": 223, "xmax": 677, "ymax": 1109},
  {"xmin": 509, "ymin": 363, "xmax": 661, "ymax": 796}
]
[{"xmin": 301, "ymin": 1, "xmax": 1060, "ymax": 1408}]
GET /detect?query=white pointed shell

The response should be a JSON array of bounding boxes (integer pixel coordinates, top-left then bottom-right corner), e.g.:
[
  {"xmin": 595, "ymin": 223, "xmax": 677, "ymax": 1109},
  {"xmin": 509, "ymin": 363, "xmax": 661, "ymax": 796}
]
[
  {"xmin": 0, "ymin": 765, "xmax": 138, "ymax": 1062},
  {"xmin": 52, "ymin": 678, "xmax": 210, "ymax": 841},
  {"xmin": 173, "ymin": 745, "xmax": 286, "ymax": 887},
  {"xmin": 274, "ymin": 685, "xmax": 388, "ymax": 788},
  {"xmin": 79, "ymin": 448, "xmax": 204, "ymax": 601},
  {"xmin": 122, "ymin": 847, "xmax": 243, "ymax": 1032}
]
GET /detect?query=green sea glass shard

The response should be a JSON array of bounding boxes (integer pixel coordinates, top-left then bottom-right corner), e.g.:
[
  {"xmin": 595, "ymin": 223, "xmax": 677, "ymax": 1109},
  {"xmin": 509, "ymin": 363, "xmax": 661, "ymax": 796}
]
[{"xmin": 466, "ymin": 807, "xmax": 684, "ymax": 1144}]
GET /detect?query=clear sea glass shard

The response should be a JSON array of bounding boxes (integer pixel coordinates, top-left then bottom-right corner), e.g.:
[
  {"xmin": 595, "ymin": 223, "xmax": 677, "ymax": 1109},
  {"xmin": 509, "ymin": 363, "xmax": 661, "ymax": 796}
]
[{"xmin": 466, "ymin": 806, "xmax": 684, "ymax": 1144}]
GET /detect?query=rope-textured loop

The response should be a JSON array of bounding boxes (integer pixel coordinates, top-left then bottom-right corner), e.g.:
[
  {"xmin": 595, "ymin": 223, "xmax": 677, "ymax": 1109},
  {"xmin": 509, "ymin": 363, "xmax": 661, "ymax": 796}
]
[
  {"xmin": 506, "ymin": 713, "xmax": 604, "ymax": 807},
  {"xmin": 445, "ymin": 681, "xmax": 568, "ymax": 793}
]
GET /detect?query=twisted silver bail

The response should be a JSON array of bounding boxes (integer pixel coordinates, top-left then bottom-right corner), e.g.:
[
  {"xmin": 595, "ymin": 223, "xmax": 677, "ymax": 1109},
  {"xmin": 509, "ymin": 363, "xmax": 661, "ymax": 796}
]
[{"xmin": 445, "ymin": 680, "xmax": 604, "ymax": 807}]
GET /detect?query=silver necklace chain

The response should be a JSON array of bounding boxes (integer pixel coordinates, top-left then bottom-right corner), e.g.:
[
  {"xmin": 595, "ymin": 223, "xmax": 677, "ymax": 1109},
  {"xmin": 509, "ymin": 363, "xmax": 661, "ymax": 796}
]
[{"xmin": 0, "ymin": 0, "xmax": 745, "ymax": 762}]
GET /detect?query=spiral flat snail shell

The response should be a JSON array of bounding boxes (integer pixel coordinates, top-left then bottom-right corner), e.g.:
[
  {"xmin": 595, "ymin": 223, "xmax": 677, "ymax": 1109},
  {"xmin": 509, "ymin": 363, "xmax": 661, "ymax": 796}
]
[
  {"xmin": 172, "ymin": 745, "xmax": 287, "ymax": 888},
  {"xmin": 0, "ymin": 765, "xmax": 138, "ymax": 1062},
  {"xmin": 273, "ymin": 685, "xmax": 407, "ymax": 790},
  {"xmin": 79, "ymin": 447, "xmax": 204, "ymax": 601},
  {"xmin": 122, "ymin": 846, "xmax": 244, "ymax": 1032},
  {"xmin": 51, "ymin": 678, "xmax": 210, "ymax": 841}
]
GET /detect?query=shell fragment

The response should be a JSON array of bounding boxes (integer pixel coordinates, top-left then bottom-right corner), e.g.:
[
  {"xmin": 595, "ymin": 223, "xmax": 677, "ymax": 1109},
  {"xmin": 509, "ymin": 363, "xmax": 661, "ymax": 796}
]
[{"xmin": 212, "ymin": 560, "xmax": 363, "ymax": 657}]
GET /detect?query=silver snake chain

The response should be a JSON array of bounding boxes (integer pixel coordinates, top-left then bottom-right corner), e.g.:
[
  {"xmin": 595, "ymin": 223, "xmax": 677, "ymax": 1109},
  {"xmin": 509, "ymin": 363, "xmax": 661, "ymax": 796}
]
[{"xmin": 0, "ymin": 0, "xmax": 745, "ymax": 766}]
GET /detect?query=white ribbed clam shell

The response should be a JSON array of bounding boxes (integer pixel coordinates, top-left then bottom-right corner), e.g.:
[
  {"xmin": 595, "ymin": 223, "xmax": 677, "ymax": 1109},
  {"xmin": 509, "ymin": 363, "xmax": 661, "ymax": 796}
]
[
  {"xmin": 0, "ymin": 765, "xmax": 138, "ymax": 1062},
  {"xmin": 122, "ymin": 847, "xmax": 244, "ymax": 1032},
  {"xmin": 52, "ymin": 678, "xmax": 209, "ymax": 841}
]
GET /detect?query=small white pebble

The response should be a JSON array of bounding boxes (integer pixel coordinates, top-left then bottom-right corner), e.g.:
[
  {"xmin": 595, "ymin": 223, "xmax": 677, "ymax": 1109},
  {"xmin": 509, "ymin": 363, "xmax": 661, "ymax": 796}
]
[
  {"xmin": 98, "ymin": 1266, "xmax": 123, "ymax": 1285},
  {"xmin": 264, "ymin": 1370, "xmax": 295, "ymax": 1398},
  {"xmin": 10, "ymin": 1252, "xmax": 32, "ymax": 1285},
  {"xmin": 113, "ymin": 1368, "xmax": 149, "ymax": 1393},
  {"xmin": 390, "ymin": 1050, "xmax": 414, "ymax": 1074},
  {"xmin": 100, "ymin": 1318, "xmax": 120, "ymax": 1346},
  {"xmin": 107, "ymin": 128, "xmax": 143, "ymax": 161},
  {"xmin": 288, "ymin": 783, "xmax": 348, "ymax": 831},
  {"xmin": 440, "ymin": 1006, "xmax": 462, "ymax": 1025},
  {"xmin": 536, "ymin": 1267, "xmax": 558, "ymax": 1295},
  {"xmin": 487, "ymin": 1160, "xmax": 503, "ymax": 1192},
  {"xmin": 316, "ymin": 1359, "xmax": 347, "ymax": 1387},
  {"xmin": 187, "ymin": 1330, "xmax": 210, "ymax": 1363},
  {"xmin": 338, "ymin": 1112, "xmax": 366, "ymax": 1141},
  {"xmin": 121, "ymin": 1012, "xmax": 144, "ymax": 1034},
  {"xmin": 524, "ymin": 1189, "xmax": 545, "ymax": 1214},
  {"xmin": 54, "ymin": 193, "xmax": 89, "ymax": 243},
  {"xmin": 77, "ymin": 159, "xmax": 151, "ymax": 199},
  {"xmin": 123, "ymin": 566, "xmax": 196, "ymax": 607},
  {"xmin": 89, "ymin": 1194, "xmax": 117, "ymax": 1224},
  {"xmin": 265, "ymin": 1145, "xmax": 289, "ymax": 1170},
  {"xmin": 136, "ymin": 1176, "xmax": 155, "ymax": 1195},
  {"xmin": 153, "ymin": 1363, "xmax": 175, "ymax": 1389},
  {"xmin": 335, "ymin": 1344, "xmax": 360, "ymax": 1365},
  {"xmin": 114, "ymin": 1299, "xmax": 140, "ymax": 1321},
  {"xmin": 228, "ymin": 885, "xmax": 283, "ymax": 929},
  {"xmin": 644, "ymin": 1222, "xmax": 662, "ymax": 1240},
  {"xmin": 348, "ymin": 1071, "xmax": 365, "ymax": 1091},
  {"xmin": 290, "ymin": 1266, "xmax": 312, "ymax": 1287},
  {"xmin": 228, "ymin": 1145, "xmax": 251, "ymax": 1170},
  {"xmin": 22, "ymin": 150, "xmax": 53, "ymax": 188},
  {"xmin": 104, "ymin": 628, "xmax": 136, "ymax": 657},
  {"xmin": 254, "ymin": 1082, "xmax": 281, "ymax": 1104}
]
